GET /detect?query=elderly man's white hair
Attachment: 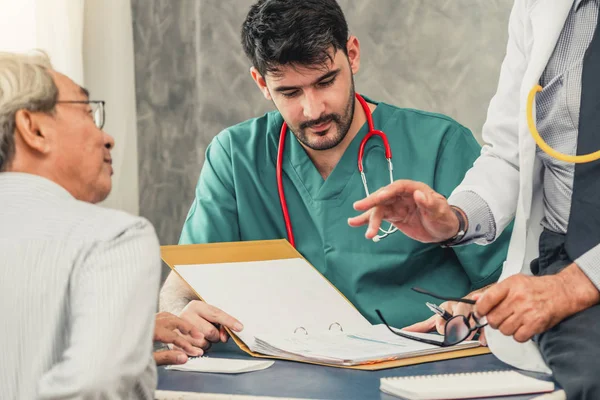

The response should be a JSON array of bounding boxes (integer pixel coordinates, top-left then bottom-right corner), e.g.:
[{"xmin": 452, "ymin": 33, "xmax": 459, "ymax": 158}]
[{"xmin": 0, "ymin": 51, "xmax": 58, "ymax": 171}]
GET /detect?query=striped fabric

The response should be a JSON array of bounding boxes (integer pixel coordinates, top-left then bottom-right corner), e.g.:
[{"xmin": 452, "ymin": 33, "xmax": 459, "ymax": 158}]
[
  {"xmin": 0, "ymin": 172, "xmax": 161, "ymax": 399},
  {"xmin": 537, "ymin": 0, "xmax": 598, "ymax": 234}
]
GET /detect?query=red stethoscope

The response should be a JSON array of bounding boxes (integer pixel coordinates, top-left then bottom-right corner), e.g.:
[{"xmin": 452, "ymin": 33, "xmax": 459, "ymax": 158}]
[{"xmin": 276, "ymin": 93, "xmax": 397, "ymax": 248}]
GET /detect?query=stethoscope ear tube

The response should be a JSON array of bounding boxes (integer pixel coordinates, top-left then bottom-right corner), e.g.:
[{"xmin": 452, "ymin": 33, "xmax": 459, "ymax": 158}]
[
  {"xmin": 527, "ymin": 84, "xmax": 600, "ymax": 163},
  {"xmin": 277, "ymin": 122, "xmax": 296, "ymax": 248}
]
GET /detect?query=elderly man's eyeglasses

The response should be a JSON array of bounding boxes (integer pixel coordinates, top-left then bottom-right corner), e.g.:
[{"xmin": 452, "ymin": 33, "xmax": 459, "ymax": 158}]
[
  {"xmin": 56, "ymin": 100, "xmax": 105, "ymax": 129},
  {"xmin": 375, "ymin": 287, "xmax": 488, "ymax": 347}
]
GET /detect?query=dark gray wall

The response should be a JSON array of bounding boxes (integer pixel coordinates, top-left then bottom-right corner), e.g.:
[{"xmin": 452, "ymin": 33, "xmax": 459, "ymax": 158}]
[{"xmin": 132, "ymin": 0, "xmax": 513, "ymax": 246}]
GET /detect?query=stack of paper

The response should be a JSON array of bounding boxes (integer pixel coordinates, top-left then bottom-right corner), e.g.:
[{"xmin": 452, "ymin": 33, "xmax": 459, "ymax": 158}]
[
  {"xmin": 173, "ymin": 258, "xmax": 479, "ymax": 367},
  {"xmin": 252, "ymin": 326, "xmax": 478, "ymax": 366}
]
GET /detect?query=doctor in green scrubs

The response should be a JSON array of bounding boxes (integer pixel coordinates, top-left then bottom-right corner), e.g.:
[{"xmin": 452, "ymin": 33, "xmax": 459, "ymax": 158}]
[{"xmin": 160, "ymin": 0, "xmax": 511, "ymax": 349}]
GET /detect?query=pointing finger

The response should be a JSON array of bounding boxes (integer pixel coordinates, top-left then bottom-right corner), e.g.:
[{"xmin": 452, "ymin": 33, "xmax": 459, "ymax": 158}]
[
  {"xmin": 348, "ymin": 210, "xmax": 372, "ymax": 228},
  {"xmin": 353, "ymin": 180, "xmax": 427, "ymax": 211},
  {"xmin": 366, "ymin": 208, "xmax": 384, "ymax": 239}
]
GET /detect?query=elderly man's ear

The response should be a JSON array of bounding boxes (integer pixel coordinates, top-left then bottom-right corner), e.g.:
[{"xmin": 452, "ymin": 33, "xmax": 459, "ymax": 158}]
[{"xmin": 13, "ymin": 109, "xmax": 52, "ymax": 155}]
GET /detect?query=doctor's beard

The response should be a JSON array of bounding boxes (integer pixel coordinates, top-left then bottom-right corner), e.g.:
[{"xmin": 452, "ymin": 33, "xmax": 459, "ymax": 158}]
[{"xmin": 290, "ymin": 82, "xmax": 356, "ymax": 151}]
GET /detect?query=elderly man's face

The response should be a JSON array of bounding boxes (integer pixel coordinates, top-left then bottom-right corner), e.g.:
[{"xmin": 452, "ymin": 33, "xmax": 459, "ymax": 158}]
[{"xmin": 47, "ymin": 71, "xmax": 114, "ymax": 203}]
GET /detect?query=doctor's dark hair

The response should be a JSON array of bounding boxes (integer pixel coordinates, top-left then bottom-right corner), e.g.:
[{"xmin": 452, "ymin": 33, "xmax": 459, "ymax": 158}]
[{"xmin": 241, "ymin": 0, "xmax": 349, "ymax": 77}]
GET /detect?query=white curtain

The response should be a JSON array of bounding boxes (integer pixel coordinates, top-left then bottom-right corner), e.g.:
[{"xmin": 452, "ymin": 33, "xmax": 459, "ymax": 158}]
[
  {"xmin": 0, "ymin": 0, "xmax": 140, "ymax": 216},
  {"xmin": 0, "ymin": 0, "xmax": 84, "ymax": 83},
  {"xmin": 83, "ymin": 0, "xmax": 140, "ymax": 215}
]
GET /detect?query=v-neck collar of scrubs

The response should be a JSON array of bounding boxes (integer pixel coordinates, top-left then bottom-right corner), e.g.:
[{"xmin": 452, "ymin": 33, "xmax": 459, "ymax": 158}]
[{"xmin": 283, "ymin": 96, "xmax": 384, "ymax": 201}]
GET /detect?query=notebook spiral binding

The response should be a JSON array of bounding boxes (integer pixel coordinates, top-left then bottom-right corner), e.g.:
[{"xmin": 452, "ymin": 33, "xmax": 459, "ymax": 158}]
[
  {"xmin": 293, "ymin": 322, "xmax": 344, "ymax": 335},
  {"xmin": 385, "ymin": 370, "xmax": 511, "ymax": 380}
]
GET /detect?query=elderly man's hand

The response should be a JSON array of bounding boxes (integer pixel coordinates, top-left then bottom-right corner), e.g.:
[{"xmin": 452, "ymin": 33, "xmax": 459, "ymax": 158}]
[
  {"xmin": 347, "ymin": 180, "xmax": 461, "ymax": 243},
  {"xmin": 153, "ymin": 312, "xmax": 206, "ymax": 365},
  {"xmin": 179, "ymin": 300, "xmax": 244, "ymax": 347},
  {"xmin": 475, "ymin": 264, "xmax": 599, "ymax": 343}
]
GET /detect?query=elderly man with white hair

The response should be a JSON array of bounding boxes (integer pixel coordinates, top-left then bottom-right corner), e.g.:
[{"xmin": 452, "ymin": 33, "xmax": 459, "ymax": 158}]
[{"xmin": 0, "ymin": 51, "xmax": 205, "ymax": 399}]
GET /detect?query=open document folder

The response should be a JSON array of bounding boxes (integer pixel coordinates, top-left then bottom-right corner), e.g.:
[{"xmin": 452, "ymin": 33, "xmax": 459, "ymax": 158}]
[{"xmin": 161, "ymin": 240, "xmax": 490, "ymax": 370}]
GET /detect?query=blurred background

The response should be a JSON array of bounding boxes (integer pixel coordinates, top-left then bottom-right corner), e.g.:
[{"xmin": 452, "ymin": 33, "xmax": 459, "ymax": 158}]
[{"xmin": 0, "ymin": 0, "xmax": 512, "ymax": 246}]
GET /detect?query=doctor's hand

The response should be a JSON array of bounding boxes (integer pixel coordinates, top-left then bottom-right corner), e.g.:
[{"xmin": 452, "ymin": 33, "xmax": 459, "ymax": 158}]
[
  {"xmin": 474, "ymin": 265, "xmax": 600, "ymax": 343},
  {"xmin": 153, "ymin": 312, "xmax": 205, "ymax": 365},
  {"xmin": 347, "ymin": 180, "xmax": 461, "ymax": 243},
  {"xmin": 178, "ymin": 300, "xmax": 244, "ymax": 348},
  {"xmin": 403, "ymin": 292, "xmax": 488, "ymax": 346}
]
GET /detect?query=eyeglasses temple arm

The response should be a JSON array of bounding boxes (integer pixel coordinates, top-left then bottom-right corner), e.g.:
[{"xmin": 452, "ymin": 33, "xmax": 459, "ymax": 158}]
[
  {"xmin": 411, "ymin": 287, "xmax": 476, "ymax": 305},
  {"xmin": 375, "ymin": 310, "xmax": 444, "ymax": 347}
]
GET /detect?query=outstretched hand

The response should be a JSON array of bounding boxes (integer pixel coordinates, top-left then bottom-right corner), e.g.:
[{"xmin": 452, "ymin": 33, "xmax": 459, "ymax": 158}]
[{"xmin": 348, "ymin": 180, "xmax": 461, "ymax": 243}]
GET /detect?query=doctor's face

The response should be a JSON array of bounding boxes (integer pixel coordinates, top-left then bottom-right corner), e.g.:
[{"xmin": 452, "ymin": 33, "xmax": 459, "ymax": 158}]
[{"xmin": 253, "ymin": 39, "xmax": 361, "ymax": 151}]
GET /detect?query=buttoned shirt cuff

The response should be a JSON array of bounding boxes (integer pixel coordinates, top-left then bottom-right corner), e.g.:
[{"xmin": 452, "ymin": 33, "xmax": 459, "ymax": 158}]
[
  {"xmin": 447, "ymin": 190, "xmax": 496, "ymax": 245},
  {"xmin": 574, "ymin": 243, "xmax": 600, "ymax": 292}
]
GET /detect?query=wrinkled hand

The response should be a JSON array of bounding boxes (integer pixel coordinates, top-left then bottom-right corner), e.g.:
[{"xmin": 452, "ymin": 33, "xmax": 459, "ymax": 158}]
[
  {"xmin": 153, "ymin": 312, "xmax": 205, "ymax": 365},
  {"xmin": 347, "ymin": 180, "xmax": 460, "ymax": 243},
  {"xmin": 475, "ymin": 274, "xmax": 572, "ymax": 343},
  {"xmin": 179, "ymin": 300, "xmax": 244, "ymax": 347}
]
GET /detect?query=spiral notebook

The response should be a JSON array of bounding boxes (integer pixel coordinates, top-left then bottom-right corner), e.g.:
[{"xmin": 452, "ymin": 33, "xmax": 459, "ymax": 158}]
[{"xmin": 380, "ymin": 370, "xmax": 555, "ymax": 399}]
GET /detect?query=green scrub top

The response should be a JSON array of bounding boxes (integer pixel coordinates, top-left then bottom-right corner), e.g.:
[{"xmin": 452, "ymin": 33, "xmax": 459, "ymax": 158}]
[{"xmin": 180, "ymin": 97, "xmax": 511, "ymax": 328}]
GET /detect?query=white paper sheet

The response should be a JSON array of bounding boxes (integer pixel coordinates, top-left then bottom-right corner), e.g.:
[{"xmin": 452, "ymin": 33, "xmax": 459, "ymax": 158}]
[{"xmin": 165, "ymin": 357, "xmax": 274, "ymax": 374}]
